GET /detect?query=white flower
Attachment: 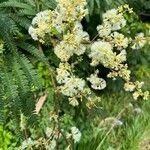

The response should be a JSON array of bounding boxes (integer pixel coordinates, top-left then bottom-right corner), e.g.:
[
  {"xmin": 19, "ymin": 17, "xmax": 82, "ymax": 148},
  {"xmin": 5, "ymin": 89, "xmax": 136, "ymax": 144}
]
[
  {"xmin": 133, "ymin": 91, "xmax": 140, "ymax": 100},
  {"xmin": 70, "ymin": 127, "xmax": 81, "ymax": 143},
  {"xmin": 54, "ymin": 41, "xmax": 74, "ymax": 62},
  {"xmin": 54, "ymin": 26, "xmax": 89, "ymax": 61},
  {"xmin": 60, "ymin": 76, "xmax": 85, "ymax": 97},
  {"xmin": 132, "ymin": 33, "xmax": 146, "ymax": 49},
  {"xmin": 31, "ymin": 10, "xmax": 52, "ymax": 25},
  {"xmin": 118, "ymin": 64, "xmax": 131, "ymax": 81},
  {"xmin": 133, "ymin": 108, "xmax": 142, "ymax": 114},
  {"xmin": 116, "ymin": 49, "xmax": 127, "ymax": 64},
  {"xmin": 87, "ymin": 73, "xmax": 106, "ymax": 90},
  {"xmin": 103, "ymin": 9, "xmax": 126, "ymax": 30},
  {"xmin": 143, "ymin": 91, "xmax": 149, "ymax": 100},
  {"xmin": 124, "ymin": 82, "xmax": 136, "ymax": 92},
  {"xmin": 56, "ymin": 0, "xmax": 88, "ymax": 22},
  {"xmin": 68, "ymin": 97, "xmax": 79, "ymax": 106},
  {"xmin": 21, "ymin": 138, "xmax": 36, "ymax": 150},
  {"xmin": 56, "ymin": 63, "xmax": 71, "ymax": 83},
  {"xmin": 135, "ymin": 81, "xmax": 144, "ymax": 89},
  {"xmin": 89, "ymin": 41, "xmax": 113, "ymax": 67},
  {"xmin": 111, "ymin": 32, "xmax": 129, "ymax": 50},
  {"xmin": 29, "ymin": 10, "xmax": 64, "ymax": 42},
  {"xmin": 89, "ymin": 41, "xmax": 126, "ymax": 69},
  {"xmin": 28, "ymin": 26, "xmax": 38, "ymax": 40},
  {"xmin": 56, "ymin": 68, "xmax": 70, "ymax": 84},
  {"xmin": 97, "ymin": 22, "xmax": 111, "ymax": 37}
]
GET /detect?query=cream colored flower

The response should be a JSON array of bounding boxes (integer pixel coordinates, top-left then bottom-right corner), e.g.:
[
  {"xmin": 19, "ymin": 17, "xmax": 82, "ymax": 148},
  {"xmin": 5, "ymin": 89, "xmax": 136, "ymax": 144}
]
[
  {"xmin": 69, "ymin": 127, "xmax": 81, "ymax": 143},
  {"xmin": 111, "ymin": 32, "xmax": 129, "ymax": 50},
  {"xmin": 103, "ymin": 9, "xmax": 126, "ymax": 30},
  {"xmin": 87, "ymin": 73, "xmax": 106, "ymax": 90},
  {"xmin": 143, "ymin": 91, "xmax": 149, "ymax": 100},
  {"xmin": 97, "ymin": 22, "xmax": 111, "ymax": 37},
  {"xmin": 68, "ymin": 97, "xmax": 79, "ymax": 106},
  {"xmin": 60, "ymin": 76, "xmax": 85, "ymax": 97},
  {"xmin": 54, "ymin": 41, "xmax": 74, "ymax": 62},
  {"xmin": 132, "ymin": 33, "xmax": 147, "ymax": 49},
  {"xmin": 133, "ymin": 91, "xmax": 141, "ymax": 100},
  {"xmin": 89, "ymin": 40, "xmax": 113, "ymax": 67},
  {"xmin": 124, "ymin": 82, "xmax": 135, "ymax": 92},
  {"xmin": 56, "ymin": 63, "xmax": 70, "ymax": 84}
]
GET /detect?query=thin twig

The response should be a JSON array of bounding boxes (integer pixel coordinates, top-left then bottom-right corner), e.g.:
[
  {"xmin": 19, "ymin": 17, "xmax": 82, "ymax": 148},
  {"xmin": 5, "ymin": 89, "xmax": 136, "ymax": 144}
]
[{"xmin": 38, "ymin": 42, "xmax": 72, "ymax": 149}]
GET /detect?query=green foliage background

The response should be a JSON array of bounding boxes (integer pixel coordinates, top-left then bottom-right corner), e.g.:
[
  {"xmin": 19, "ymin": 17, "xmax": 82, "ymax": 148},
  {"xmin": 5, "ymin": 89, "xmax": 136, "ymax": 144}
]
[{"xmin": 0, "ymin": 0, "xmax": 149, "ymax": 149}]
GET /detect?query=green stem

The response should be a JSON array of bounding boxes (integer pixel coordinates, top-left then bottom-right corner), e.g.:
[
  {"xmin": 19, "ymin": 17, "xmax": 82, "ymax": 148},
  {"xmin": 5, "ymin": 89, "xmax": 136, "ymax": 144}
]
[{"xmin": 96, "ymin": 107, "xmax": 126, "ymax": 150}]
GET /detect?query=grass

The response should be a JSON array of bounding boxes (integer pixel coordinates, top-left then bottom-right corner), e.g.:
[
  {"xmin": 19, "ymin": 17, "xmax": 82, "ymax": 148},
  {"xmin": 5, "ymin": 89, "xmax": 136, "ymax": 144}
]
[
  {"xmin": 76, "ymin": 80, "xmax": 150, "ymax": 150},
  {"xmin": 1, "ymin": 79, "xmax": 150, "ymax": 150}
]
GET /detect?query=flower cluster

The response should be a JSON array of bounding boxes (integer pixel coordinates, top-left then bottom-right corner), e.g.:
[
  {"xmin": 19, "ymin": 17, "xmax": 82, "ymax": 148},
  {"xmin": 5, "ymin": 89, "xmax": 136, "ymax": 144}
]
[
  {"xmin": 132, "ymin": 33, "xmax": 147, "ymax": 49},
  {"xmin": 56, "ymin": 0, "xmax": 88, "ymax": 22},
  {"xmin": 29, "ymin": 1, "xmax": 149, "ymax": 110},
  {"xmin": 118, "ymin": 4, "xmax": 133, "ymax": 14},
  {"xmin": 107, "ymin": 64, "xmax": 131, "ymax": 81},
  {"xmin": 29, "ymin": 2, "xmax": 149, "ymax": 147},
  {"xmin": 56, "ymin": 62, "xmax": 87, "ymax": 106},
  {"xmin": 66, "ymin": 126, "xmax": 81, "ymax": 143},
  {"xmin": 89, "ymin": 40, "xmax": 127, "ymax": 68},
  {"xmin": 124, "ymin": 81, "xmax": 149, "ymax": 100},
  {"xmin": 89, "ymin": 6, "xmax": 149, "ymax": 100},
  {"xmin": 28, "ymin": 10, "xmax": 59, "ymax": 43},
  {"xmin": 102, "ymin": 8, "xmax": 126, "ymax": 31},
  {"xmin": 56, "ymin": 62, "xmax": 71, "ymax": 84},
  {"xmin": 59, "ymin": 76, "xmax": 85, "ymax": 97},
  {"xmin": 54, "ymin": 22, "xmax": 89, "ymax": 62},
  {"xmin": 87, "ymin": 70, "xmax": 106, "ymax": 90},
  {"xmin": 29, "ymin": 0, "xmax": 88, "ymax": 43},
  {"xmin": 111, "ymin": 32, "xmax": 129, "ymax": 50}
]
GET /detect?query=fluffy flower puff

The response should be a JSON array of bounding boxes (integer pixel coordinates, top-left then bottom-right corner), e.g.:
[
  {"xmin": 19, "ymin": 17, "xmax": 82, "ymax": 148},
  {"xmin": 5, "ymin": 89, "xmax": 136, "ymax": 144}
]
[
  {"xmin": 124, "ymin": 82, "xmax": 135, "ymax": 92},
  {"xmin": 103, "ymin": 9, "xmax": 126, "ymax": 30},
  {"xmin": 133, "ymin": 90, "xmax": 142, "ymax": 100},
  {"xmin": 115, "ymin": 50, "xmax": 127, "ymax": 65},
  {"xmin": 28, "ymin": 26, "xmax": 38, "ymax": 41},
  {"xmin": 107, "ymin": 64, "xmax": 130, "ymax": 81},
  {"xmin": 89, "ymin": 41, "xmax": 127, "ymax": 68},
  {"xmin": 54, "ymin": 23, "xmax": 89, "ymax": 61},
  {"xmin": 68, "ymin": 97, "xmax": 79, "ymax": 106},
  {"xmin": 67, "ymin": 127, "xmax": 81, "ymax": 143},
  {"xmin": 89, "ymin": 40, "xmax": 113, "ymax": 67},
  {"xmin": 97, "ymin": 22, "xmax": 111, "ymax": 37},
  {"xmin": 56, "ymin": 63, "xmax": 71, "ymax": 84},
  {"xmin": 87, "ymin": 73, "xmax": 106, "ymax": 90},
  {"xmin": 118, "ymin": 64, "xmax": 131, "ymax": 81},
  {"xmin": 143, "ymin": 91, "xmax": 149, "ymax": 100},
  {"xmin": 31, "ymin": 10, "xmax": 52, "ymax": 26},
  {"xmin": 111, "ymin": 32, "xmax": 129, "ymax": 50},
  {"xmin": 29, "ymin": 10, "xmax": 64, "ymax": 42},
  {"xmin": 54, "ymin": 40, "xmax": 75, "ymax": 62},
  {"xmin": 60, "ymin": 76, "xmax": 85, "ymax": 97},
  {"xmin": 56, "ymin": 0, "xmax": 88, "ymax": 22},
  {"xmin": 132, "ymin": 33, "xmax": 146, "ymax": 49}
]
